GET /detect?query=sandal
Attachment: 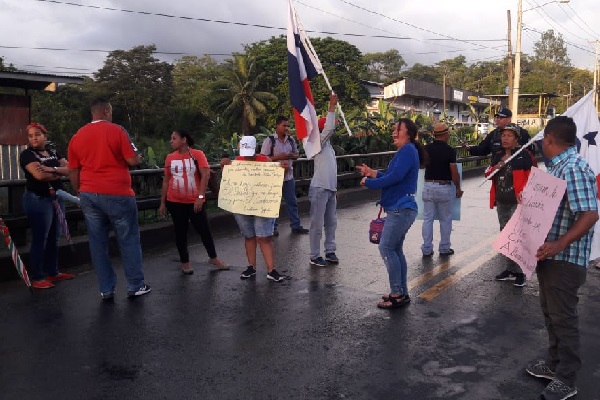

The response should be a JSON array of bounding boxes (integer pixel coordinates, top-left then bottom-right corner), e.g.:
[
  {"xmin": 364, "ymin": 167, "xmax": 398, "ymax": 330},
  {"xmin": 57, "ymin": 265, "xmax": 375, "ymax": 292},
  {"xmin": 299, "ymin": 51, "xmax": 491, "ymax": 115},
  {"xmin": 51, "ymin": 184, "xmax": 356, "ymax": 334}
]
[
  {"xmin": 209, "ymin": 258, "xmax": 230, "ymax": 270},
  {"xmin": 377, "ymin": 295, "xmax": 410, "ymax": 309},
  {"xmin": 381, "ymin": 293, "xmax": 410, "ymax": 302},
  {"xmin": 181, "ymin": 268, "xmax": 194, "ymax": 275}
]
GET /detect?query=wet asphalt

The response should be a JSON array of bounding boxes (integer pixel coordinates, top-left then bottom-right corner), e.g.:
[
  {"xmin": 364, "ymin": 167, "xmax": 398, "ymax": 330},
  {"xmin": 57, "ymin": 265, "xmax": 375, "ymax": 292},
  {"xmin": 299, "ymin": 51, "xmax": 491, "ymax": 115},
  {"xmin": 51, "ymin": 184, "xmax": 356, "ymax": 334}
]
[{"xmin": 1, "ymin": 173, "xmax": 600, "ymax": 400}]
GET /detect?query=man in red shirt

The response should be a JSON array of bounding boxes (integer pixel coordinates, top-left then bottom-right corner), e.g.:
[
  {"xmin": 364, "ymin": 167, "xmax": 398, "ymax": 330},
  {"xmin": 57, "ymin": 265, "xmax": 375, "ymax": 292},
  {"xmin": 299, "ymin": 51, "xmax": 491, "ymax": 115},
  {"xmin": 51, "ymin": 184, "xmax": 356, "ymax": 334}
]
[{"xmin": 68, "ymin": 98, "xmax": 151, "ymax": 301}]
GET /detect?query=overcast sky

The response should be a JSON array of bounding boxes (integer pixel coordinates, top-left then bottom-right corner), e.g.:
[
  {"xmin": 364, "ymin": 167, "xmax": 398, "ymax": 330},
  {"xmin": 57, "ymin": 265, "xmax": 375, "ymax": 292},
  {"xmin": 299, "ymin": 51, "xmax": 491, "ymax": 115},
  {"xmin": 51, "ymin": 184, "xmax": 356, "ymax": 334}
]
[{"xmin": 1, "ymin": 0, "xmax": 599, "ymax": 79}]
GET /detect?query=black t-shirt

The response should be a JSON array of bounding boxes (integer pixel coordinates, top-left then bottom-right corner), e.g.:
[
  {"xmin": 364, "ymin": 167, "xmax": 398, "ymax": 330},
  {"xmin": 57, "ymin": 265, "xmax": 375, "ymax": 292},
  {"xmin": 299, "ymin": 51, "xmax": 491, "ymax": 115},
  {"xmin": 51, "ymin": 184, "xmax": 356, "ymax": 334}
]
[
  {"xmin": 495, "ymin": 163, "xmax": 517, "ymax": 204},
  {"xmin": 490, "ymin": 148, "xmax": 534, "ymax": 204},
  {"xmin": 424, "ymin": 140, "xmax": 457, "ymax": 181},
  {"xmin": 19, "ymin": 147, "xmax": 64, "ymax": 196}
]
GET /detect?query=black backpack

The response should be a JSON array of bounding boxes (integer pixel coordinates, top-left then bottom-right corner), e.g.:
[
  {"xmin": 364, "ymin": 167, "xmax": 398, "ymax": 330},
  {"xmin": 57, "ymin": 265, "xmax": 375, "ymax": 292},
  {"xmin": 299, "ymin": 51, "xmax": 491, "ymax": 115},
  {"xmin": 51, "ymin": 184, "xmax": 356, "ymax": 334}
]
[{"xmin": 266, "ymin": 135, "xmax": 296, "ymax": 156}]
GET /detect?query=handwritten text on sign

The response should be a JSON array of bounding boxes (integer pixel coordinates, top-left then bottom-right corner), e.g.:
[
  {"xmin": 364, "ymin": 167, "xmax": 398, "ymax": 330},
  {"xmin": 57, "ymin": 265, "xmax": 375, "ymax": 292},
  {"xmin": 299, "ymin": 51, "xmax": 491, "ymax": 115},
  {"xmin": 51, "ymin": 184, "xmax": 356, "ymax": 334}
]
[
  {"xmin": 218, "ymin": 161, "xmax": 284, "ymax": 218},
  {"xmin": 492, "ymin": 167, "xmax": 566, "ymax": 278}
]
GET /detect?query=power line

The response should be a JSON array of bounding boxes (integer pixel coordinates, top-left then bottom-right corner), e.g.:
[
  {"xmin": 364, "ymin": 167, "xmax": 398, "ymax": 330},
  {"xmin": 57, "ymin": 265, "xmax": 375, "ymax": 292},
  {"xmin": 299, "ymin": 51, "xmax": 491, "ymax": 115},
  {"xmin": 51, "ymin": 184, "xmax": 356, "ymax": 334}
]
[
  {"xmin": 556, "ymin": 4, "xmax": 596, "ymax": 41},
  {"xmin": 29, "ymin": 0, "xmax": 413, "ymax": 41},
  {"xmin": 0, "ymin": 44, "xmax": 236, "ymax": 60},
  {"xmin": 526, "ymin": 0, "xmax": 588, "ymax": 42},
  {"xmin": 296, "ymin": 0, "xmax": 507, "ymax": 59},
  {"xmin": 22, "ymin": 64, "xmax": 92, "ymax": 71},
  {"xmin": 334, "ymin": 0, "xmax": 502, "ymax": 53},
  {"xmin": 523, "ymin": 26, "xmax": 594, "ymax": 55},
  {"xmin": 566, "ymin": 4, "xmax": 600, "ymax": 39},
  {"xmin": 427, "ymin": 39, "xmax": 506, "ymax": 42},
  {"xmin": 0, "ymin": 45, "xmax": 188, "ymax": 55},
  {"xmin": 9, "ymin": 0, "xmax": 508, "ymax": 69},
  {"xmin": 524, "ymin": 0, "xmax": 593, "ymax": 53}
]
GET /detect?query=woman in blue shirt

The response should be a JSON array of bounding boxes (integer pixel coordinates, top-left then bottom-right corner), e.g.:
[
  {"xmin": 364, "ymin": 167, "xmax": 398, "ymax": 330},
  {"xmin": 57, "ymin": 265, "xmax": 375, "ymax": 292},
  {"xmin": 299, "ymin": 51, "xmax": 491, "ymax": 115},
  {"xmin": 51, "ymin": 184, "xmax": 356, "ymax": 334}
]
[{"xmin": 357, "ymin": 118, "xmax": 428, "ymax": 309}]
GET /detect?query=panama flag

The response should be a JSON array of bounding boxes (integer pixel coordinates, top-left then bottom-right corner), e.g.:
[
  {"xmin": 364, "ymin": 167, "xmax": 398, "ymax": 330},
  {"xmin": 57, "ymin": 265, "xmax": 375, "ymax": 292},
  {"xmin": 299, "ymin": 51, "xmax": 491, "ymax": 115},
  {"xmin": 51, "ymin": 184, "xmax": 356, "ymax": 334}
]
[
  {"xmin": 287, "ymin": 0, "xmax": 322, "ymax": 159},
  {"xmin": 533, "ymin": 90, "xmax": 600, "ymax": 261}
]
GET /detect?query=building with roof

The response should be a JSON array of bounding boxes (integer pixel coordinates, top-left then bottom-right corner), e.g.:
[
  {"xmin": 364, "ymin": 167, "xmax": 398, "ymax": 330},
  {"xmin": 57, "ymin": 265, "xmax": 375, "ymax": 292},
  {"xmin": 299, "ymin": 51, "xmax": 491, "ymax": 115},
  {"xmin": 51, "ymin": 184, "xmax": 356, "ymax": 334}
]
[
  {"xmin": 0, "ymin": 71, "xmax": 84, "ymax": 181},
  {"xmin": 362, "ymin": 77, "xmax": 498, "ymax": 126}
]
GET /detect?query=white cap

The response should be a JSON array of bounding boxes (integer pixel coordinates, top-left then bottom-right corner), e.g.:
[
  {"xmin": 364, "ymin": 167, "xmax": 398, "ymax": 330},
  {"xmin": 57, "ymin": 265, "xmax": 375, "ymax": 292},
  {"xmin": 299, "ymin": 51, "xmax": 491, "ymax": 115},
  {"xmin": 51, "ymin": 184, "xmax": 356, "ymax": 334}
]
[{"xmin": 239, "ymin": 135, "xmax": 256, "ymax": 156}]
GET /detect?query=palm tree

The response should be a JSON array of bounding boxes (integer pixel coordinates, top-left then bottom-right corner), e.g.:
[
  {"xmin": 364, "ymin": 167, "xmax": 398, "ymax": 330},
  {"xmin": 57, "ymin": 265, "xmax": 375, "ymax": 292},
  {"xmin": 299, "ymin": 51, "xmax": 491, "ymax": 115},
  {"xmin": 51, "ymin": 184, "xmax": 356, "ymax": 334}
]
[{"xmin": 213, "ymin": 55, "xmax": 277, "ymax": 134}]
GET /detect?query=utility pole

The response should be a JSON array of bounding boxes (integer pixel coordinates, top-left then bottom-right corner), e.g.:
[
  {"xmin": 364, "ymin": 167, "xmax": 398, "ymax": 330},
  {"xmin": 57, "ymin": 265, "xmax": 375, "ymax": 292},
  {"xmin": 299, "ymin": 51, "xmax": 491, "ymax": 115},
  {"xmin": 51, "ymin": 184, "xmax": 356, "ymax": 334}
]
[
  {"xmin": 568, "ymin": 81, "xmax": 572, "ymax": 108},
  {"xmin": 512, "ymin": 0, "xmax": 523, "ymax": 117},
  {"xmin": 507, "ymin": 10, "xmax": 514, "ymax": 110},
  {"xmin": 592, "ymin": 40, "xmax": 600, "ymax": 111},
  {"xmin": 513, "ymin": 0, "xmax": 570, "ymax": 118},
  {"xmin": 443, "ymin": 72, "xmax": 447, "ymax": 119}
]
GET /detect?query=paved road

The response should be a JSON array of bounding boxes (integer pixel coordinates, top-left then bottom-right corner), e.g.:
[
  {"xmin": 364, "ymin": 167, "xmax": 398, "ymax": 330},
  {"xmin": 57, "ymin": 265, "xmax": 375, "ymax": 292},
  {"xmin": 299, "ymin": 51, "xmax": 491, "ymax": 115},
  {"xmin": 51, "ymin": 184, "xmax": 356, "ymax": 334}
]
[{"xmin": 2, "ymin": 174, "xmax": 600, "ymax": 400}]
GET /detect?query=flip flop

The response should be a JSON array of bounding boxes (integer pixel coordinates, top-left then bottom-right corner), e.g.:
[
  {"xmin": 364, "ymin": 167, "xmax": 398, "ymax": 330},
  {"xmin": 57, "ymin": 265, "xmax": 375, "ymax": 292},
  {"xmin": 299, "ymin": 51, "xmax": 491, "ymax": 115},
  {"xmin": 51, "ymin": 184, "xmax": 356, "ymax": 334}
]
[
  {"xmin": 377, "ymin": 295, "xmax": 409, "ymax": 309},
  {"xmin": 181, "ymin": 269, "xmax": 194, "ymax": 275},
  {"xmin": 209, "ymin": 259, "xmax": 230, "ymax": 270}
]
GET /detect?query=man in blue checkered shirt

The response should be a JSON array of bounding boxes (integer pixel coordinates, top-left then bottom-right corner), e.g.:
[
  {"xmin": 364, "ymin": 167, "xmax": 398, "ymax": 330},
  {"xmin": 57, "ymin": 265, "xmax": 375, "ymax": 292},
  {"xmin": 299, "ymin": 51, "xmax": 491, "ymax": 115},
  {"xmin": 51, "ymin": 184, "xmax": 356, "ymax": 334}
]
[{"xmin": 525, "ymin": 116, "xmax": 598, "ymax": 400}]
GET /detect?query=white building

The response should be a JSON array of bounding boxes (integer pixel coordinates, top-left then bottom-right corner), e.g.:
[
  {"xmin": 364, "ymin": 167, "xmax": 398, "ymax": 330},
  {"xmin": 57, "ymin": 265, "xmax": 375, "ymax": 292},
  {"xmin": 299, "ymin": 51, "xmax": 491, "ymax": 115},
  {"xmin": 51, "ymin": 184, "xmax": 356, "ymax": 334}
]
[{"xmin": 362, "ymin": 78, "xmax": 499, "ymax": 125}]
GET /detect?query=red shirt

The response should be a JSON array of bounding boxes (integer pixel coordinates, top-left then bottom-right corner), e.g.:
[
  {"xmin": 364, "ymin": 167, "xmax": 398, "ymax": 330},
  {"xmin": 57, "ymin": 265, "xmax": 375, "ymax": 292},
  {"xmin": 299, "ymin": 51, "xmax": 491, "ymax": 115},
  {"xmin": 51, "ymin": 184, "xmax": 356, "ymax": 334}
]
[
  {"xmin": 165, "ymin": 149, "xmax": 210, "ymax": 203},
  {"xmin": 68, "ymin": 121, "xmax": 138, "ymax": 196}
]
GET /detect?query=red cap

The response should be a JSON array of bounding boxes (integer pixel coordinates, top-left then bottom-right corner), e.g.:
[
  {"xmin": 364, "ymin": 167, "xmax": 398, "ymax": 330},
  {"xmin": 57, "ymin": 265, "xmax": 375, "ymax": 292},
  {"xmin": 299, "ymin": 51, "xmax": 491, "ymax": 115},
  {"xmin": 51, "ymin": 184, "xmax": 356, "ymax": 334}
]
[
  {"xmin": 318, "ymin": 117, "xmax": 327, "ymax": 131},
  {"xmin": 318, "ymin": 117, "xmax": 339, "ymax": 131}
]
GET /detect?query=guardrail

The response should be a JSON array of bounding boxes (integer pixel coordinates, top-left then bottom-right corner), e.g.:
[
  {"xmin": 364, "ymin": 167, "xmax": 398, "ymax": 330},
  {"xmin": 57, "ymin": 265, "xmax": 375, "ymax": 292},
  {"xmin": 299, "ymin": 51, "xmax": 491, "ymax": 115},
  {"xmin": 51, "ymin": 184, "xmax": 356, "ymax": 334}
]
[{"xmin": 0, "ymin": 148, "xmax": 490, "ymax": 246}]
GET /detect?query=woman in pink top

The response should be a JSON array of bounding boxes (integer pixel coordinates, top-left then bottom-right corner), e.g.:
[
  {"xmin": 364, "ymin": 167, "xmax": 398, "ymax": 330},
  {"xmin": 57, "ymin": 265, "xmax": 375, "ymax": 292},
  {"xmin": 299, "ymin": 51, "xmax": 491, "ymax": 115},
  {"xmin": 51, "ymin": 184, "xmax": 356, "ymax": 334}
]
[{"xmin": 159, "ymin": 130, "xmax": 227, "ymax": 274}]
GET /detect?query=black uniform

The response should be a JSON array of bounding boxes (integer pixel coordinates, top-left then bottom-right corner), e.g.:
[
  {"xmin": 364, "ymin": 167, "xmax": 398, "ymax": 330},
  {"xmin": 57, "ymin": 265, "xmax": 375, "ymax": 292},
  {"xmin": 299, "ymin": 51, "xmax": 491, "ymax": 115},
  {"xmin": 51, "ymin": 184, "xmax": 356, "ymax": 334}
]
[{"xmin": 468, "ymin": 126, "xmax": 532, "ymax": 156}]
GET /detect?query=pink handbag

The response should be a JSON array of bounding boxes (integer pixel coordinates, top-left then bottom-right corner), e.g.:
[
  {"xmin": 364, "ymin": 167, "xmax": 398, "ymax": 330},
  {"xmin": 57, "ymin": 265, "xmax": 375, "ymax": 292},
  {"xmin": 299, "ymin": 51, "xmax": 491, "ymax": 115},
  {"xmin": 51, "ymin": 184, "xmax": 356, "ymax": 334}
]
[{"xmin": 369, "ymin": 207, "xmax": 385, "ymax": 244}]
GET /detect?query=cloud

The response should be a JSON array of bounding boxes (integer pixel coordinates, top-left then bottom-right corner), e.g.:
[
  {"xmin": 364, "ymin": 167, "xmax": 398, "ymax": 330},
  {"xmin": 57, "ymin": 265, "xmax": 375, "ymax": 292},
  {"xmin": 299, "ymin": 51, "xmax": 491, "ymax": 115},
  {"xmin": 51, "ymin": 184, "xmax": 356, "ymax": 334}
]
[{"xmin": 1, "ymin": 0, "xmax": 598, "ymax": 76}]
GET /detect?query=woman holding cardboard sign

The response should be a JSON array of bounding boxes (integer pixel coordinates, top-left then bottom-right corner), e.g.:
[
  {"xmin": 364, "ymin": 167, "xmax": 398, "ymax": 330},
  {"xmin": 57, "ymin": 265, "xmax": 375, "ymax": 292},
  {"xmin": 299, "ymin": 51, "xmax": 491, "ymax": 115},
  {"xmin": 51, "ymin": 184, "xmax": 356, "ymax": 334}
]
[
  {"xmin": 159, "ymin": 130, "xmax": 227, "ymax": 275},
  {"xmin": 484, "ymin": 123, "xmax": 534, "ymax": 287},
  {"xmin": 221, "ymin": 135, "xmax": 287, "ymax": 283}
]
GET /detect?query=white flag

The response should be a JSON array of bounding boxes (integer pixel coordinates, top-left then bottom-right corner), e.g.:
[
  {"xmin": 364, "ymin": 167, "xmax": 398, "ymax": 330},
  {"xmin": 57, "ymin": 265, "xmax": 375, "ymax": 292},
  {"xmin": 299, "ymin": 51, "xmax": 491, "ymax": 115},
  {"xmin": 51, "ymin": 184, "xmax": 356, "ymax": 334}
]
[{"xmin": 534, "ymin": 90, "xmax": 600, "ymax": 261}]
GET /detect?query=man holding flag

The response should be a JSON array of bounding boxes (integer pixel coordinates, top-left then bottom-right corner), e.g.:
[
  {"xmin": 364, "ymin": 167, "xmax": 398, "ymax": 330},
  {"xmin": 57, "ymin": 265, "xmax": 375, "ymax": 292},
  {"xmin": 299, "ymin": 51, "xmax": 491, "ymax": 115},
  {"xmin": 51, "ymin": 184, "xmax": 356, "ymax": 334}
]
[{"xmin": 287, "ymin": 0, "xmax": 321, "ymax": 160}]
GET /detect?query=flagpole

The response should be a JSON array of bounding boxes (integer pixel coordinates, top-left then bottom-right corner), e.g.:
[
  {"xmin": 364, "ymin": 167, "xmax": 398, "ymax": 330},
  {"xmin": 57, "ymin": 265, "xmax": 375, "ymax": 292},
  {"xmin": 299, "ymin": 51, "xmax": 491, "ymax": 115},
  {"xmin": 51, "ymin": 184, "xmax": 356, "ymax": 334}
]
[
  {"xmin": 477, "ymin": 135, "xmax": 537, "ymax": 186},
  {"xmin": 292, "ymin": 7, "xmax": 353, "ymax": 137},
  {"xmin": 0, "ymin": 218, "xmax": 32, "ymax": 291}
]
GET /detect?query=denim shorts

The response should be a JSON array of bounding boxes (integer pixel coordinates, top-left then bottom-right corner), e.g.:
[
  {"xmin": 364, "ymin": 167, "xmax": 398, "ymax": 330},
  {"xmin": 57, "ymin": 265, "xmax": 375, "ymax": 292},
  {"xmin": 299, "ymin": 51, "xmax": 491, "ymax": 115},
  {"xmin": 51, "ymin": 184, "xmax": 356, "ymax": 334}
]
[{"xmin": 233, "ymin": 214, "xmax": 276, "ymax": 238}]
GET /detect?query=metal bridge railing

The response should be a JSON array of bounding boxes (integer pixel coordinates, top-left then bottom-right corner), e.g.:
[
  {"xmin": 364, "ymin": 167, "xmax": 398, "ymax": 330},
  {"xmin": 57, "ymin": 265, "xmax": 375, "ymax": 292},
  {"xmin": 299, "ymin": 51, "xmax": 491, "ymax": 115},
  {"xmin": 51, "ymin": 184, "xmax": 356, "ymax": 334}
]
[{"xmin": 0, "ymin": 149, "xmax": 490, "ymax": 246}]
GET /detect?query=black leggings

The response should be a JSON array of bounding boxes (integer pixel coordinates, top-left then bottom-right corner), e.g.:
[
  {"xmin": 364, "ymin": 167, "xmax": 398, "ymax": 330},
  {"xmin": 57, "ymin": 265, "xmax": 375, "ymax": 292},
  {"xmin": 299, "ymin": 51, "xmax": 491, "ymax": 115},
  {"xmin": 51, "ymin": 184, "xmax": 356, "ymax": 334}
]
[{"xmin": 165, "ymin": 201, "xmax": 218, "ymax": 263}]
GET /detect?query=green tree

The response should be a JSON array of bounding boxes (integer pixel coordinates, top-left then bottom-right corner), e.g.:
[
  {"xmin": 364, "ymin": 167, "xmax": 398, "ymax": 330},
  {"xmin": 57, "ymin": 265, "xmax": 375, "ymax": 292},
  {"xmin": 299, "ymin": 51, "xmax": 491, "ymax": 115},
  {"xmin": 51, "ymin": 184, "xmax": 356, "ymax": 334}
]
[
  {"xmin": 93, "ymin": 44, "xmax": 174, "ymax": 139},
  {"xmin": 245, "ymin": 35, "xmax": 370, "ymax": 130},
  {"xmin": 0, "ymin": 56, "xmax": 17, "ymax": 71},
  {"xmin": 171, "ymin": 55, "xmax": 221, "ymax": 130},
  {"xmin": 30, "ymin": 80, "xmax": 93, "ymax": 153},
  {"xmin": 403, "ymin": 62, "xmax": 440, "ymax": 84},
  {"xmin": 212, "ymin": 54, "xmax": 277, "ymax": 134},
  {"xmin": 464, "ymin": 60, "xmax": 506, "ymax": 94},
  {"xmin": 533, "ymin": 30, "xmax": 571, "ymax": 67},
  {"xmin": 518, "ymin": 30, "xmax": 572, "ymax": 113},
  {"xmin": 362, "ymin": 49, "xmax": 407, "ymax": 83}
]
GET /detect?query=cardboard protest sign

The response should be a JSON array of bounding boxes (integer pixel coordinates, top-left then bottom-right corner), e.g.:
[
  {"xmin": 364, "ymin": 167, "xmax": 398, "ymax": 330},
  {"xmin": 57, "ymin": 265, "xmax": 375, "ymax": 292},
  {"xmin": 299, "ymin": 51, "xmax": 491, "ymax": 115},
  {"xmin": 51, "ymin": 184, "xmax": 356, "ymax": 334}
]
[
  {"xmin": 492, "ymin": 167, "xmax": 566, "ymax": 278},
  {"xmin": 218, "ymin": 161, "xmax": 284, "ymax": 218}
]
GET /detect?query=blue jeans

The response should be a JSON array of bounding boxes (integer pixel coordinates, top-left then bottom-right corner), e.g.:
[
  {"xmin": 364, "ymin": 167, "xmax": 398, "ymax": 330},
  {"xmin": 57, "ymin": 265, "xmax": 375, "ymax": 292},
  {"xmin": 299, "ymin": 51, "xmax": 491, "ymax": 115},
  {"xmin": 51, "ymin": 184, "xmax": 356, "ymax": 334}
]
[
  {"xmin": 80, "ymin": 193, "xmax": 145, "ymax": 294},
  {"xmin": 421, "ymin": 183, "xmax": 454, "ymax": 254},
  {"xmin": 309, "ymin": 187, "xmax": 337, "ymax": 259},
  {"xmin": 379, "ymin": 208, "xmax": 417, "ymax": 296},
  {"xmin": 275, "ymin": 179, "xmax": 301, "ymax": 230},
  {"xmin": 23, "ymin": 191, "xmax": 61, "ymax": 281}
]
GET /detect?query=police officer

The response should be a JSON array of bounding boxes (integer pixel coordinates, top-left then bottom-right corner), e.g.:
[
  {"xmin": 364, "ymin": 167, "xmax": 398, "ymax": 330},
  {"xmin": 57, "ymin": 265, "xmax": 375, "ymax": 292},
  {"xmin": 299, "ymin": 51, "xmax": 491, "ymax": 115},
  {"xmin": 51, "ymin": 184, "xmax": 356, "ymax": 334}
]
[{"xmin": 464, "ymin": 108, "xmax": 531, "ymax": 156}]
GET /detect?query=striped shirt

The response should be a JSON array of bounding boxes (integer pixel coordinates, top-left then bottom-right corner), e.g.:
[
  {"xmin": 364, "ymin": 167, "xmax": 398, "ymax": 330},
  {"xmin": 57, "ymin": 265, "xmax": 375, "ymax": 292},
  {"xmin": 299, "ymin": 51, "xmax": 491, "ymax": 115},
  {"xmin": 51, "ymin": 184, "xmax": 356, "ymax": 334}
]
[{"xmin": 546, "ymin": 146, "xmax": 598, "ymax": 267}]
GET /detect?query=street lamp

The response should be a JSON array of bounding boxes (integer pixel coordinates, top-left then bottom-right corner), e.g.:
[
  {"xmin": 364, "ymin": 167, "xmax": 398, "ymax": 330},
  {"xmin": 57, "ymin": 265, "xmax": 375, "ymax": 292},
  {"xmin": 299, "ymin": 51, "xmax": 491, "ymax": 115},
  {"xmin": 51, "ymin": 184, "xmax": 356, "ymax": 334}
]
[{"xmin": 512, "ymin": 0, "xmax": 570, "ymax": 118}]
